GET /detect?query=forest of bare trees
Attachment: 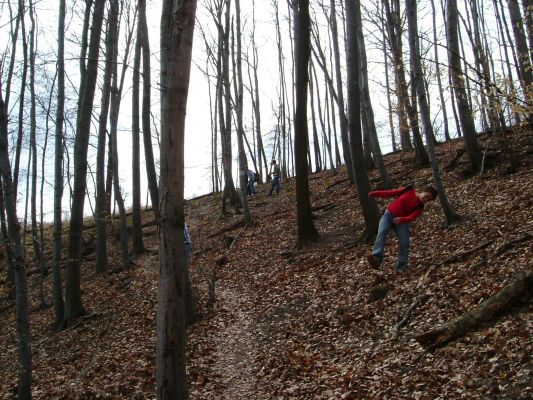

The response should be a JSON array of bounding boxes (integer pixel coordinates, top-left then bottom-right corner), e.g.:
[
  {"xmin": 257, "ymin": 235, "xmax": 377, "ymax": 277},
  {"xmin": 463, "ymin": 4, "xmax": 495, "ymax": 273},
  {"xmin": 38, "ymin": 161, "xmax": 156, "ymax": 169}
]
[{"xmin": 0, "ymin": 0, "xmax": 531, "ymax": 397}]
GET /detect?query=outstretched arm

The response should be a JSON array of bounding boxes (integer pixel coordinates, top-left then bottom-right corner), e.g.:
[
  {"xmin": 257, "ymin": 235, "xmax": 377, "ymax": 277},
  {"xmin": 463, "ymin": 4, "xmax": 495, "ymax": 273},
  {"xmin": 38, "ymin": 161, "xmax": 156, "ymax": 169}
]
[{"xmin": 369, "ymin": 187, "xmax": 409, "ymax": 198}]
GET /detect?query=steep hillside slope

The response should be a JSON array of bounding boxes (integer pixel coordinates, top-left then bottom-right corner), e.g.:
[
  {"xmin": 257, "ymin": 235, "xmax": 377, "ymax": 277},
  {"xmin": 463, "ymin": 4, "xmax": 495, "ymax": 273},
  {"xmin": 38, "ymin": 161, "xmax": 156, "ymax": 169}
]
[{"xmin": 1, "ymin": 130, "xmax": 532, "ymax": 399}]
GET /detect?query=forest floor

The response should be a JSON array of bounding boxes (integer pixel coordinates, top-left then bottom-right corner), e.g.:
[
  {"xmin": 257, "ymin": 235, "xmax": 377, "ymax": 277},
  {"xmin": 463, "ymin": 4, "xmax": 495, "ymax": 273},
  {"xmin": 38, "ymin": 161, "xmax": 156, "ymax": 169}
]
[{"xmin": 1, "ymin": 128, "xmax": 533, "ymax": 399}]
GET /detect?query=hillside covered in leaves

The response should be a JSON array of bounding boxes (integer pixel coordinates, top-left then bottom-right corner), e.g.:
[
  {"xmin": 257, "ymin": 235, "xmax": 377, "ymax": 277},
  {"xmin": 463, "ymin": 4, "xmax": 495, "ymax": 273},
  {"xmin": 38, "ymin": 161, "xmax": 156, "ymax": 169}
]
[{"xmin": 1, "ymin": 130, "xmax": 532, "ymax": 399}]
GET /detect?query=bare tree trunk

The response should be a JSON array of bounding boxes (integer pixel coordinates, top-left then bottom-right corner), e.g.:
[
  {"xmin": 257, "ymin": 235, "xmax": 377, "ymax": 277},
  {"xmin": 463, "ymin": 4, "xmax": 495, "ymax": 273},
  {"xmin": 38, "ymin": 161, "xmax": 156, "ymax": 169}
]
[
  {"xmin": 96, "ymin": 2, "xmax": 116, "ymax": 274},
  {"xmin": 157, "ymin": 0, "xmax": 197, "ymax": 398},
  {"xmin": 234, "ymin": 0, "xmax": 251, "ymax": 224},
  {"xmin": 52, "ymin": 0, "xmax": 66, "ymax": 328},
  {"xmin": 309, "ymin": 61, "xmax": 322, "ymax": 172},
  {"xmin": 345, "ymin": 0, "xmax": 381, "ymax": 243},
  {"xmin": 219, "ymin": 0, "xmax": 238, "ymax": 214},
  {"xmin": 64, "ymin": 0, "xmax": 106, "ymax": 325},
  {"xmin": 1, "ymin": 86, "xmax": 32, "ymax": 400},
  {"xmin": 381, "ymin": 6, "xmax": 398, "ymax": 151},
  {"xmin": 430, "ymin": 0, "xmax": 450, "ymax": 141},
  {"xmin": 294, "ymin": 0, "xmax": 319, "ymax": 247},
  {"xmin": 406, "ymin": 0, "xmax": 460, "ymax": 225},
  {"xmin": 251, "ymin": 1, "xmax": 268, "ymax": 182},
  {"xmin": 139, "ymin": 0, "xmax": 159, "ymax": 220},
  {"xmin": 356, "ymin": 1, "xmax": 391, "ymax": 187},
  {"xmin": 328, "ymin": 0, "xmax": 355, "ymax": 182},
  {"xmin": 446, "ymin": 0, "xmax": 483, "ymax": 171},
  {"xmin": 13, "ymin": 0, "xmax": 28, "ymax": 199},
  {"xmin": 28, "ymin": 0, "xmax": 47, "ymax": 309},
  {"xmin": 523, "ymin": 0, "xmax": 533, "ymax": 65},
  {"xmin": 507, "ymin": 0, "xmax": 533, "ymax": 106},
  {"xmin": 109, "ymin": 0, "xmax": 130, "ymax": 270},
  {"xmin": 132, "ymin": 16, "xmax": 145, "ymax": 256}
]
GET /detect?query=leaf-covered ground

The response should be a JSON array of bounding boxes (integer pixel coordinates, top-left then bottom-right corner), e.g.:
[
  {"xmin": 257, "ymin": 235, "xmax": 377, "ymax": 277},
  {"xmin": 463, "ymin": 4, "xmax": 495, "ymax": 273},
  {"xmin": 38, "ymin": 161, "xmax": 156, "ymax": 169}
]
[{"xmin": 1, "ymin": 130, "xmax": 532, "ymax": 399}]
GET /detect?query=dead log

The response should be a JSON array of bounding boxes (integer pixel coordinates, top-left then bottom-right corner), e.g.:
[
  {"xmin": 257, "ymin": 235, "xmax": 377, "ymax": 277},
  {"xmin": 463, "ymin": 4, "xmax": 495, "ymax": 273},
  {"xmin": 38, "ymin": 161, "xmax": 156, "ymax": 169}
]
[{"xmin": 415, "ymin": 266, "xmax": 533, "ymax": 350}]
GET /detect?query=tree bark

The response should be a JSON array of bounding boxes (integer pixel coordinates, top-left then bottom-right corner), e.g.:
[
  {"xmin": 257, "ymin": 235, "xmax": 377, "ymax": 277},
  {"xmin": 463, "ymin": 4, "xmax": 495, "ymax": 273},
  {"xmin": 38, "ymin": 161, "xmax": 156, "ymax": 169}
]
[
  {"xmin": 405, "ymin": 0, "xmax": 460, "ymax": 225},
  {"xmin": 64, "ymin": 0, "xmax": 106, "ymax": 325},
  {"xmin": 345, "ymin": 0, "xmax": 381, "ymax": 243},
  {"xmin": 234, "ymin": 0, "xmax": 251, "ymax": 224},
  {"xmin": 446, "ymin": 0, "xmax": 483, "ymax": 171},
  {"xmin": 139, "ymin": 0, "xmax": 159, "ymax": 221},
  {"xmin": 0, "ymin": 85, "xmax": 32, "ymax": 400},
  {"xmin": 96, "ymin": 3, "xmax": 116, "ymax": 274},
  {"xmin": 328, "ymin": 0, "xmax": 354, "ymax": 182},
  {"xmin": 294, "ymin": 0, "xmax": 319, "ymax": 247},
  {"xmin": 52, "ymin": 0, "xmax": 66, "ymax": 328},
  {"xmin": 356, "ymin": 1, "xmax": 391, "ymax": 187},
  {"xmin": 132, "ymin": 15, "xmax": 146, "ymax": 256},
  {"xmin": 158, "ymin": 0, "xmax": 197, "ymax": 398}
]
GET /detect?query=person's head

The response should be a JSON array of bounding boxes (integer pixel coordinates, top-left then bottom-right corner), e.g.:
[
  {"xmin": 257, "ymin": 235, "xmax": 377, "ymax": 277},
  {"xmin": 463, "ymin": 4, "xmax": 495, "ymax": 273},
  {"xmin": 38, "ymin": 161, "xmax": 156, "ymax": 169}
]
[
  {"xmin": 271, "ymin": 159, "xmax": 277, "ymax": 165},
  {"xmin": 418, "ymin": 186, "xmax": 438, "ymax": 203}
]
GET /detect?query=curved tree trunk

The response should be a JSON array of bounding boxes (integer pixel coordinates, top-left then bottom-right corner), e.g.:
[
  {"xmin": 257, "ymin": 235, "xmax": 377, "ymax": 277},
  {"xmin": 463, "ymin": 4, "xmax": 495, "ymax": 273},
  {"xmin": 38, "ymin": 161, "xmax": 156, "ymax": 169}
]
[{"xmin": 139, "ymin": 0, "xmax": 159, "ymax": 221}]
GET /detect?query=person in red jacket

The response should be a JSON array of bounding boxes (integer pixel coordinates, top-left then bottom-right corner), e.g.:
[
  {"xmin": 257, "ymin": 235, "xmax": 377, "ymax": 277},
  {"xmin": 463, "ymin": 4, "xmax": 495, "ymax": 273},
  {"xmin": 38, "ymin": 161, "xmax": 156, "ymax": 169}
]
[{"xmin": 366, "ymin": 186, "xmax": 437, "ymax": 271}]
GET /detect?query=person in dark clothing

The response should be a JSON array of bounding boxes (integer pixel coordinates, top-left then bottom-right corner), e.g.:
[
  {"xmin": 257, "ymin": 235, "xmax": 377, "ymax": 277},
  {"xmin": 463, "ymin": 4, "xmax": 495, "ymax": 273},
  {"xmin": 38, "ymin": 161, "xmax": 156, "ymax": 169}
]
[
  {"xmin": 268, "ymin": 159, "xmax": 280, "ymax": 196},
  {"xmin": 247, "ymin": 170, "xmax": 257, "ymax": 196},
  {"xmin": 366, "ymin": 186, "xmax": 437, "ymax": 271}
]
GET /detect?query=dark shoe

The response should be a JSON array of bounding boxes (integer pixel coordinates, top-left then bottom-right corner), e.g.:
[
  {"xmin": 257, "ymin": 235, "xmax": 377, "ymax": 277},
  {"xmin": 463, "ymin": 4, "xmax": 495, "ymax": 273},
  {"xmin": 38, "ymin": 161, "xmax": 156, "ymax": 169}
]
[
  {"xmin": 395, "ymin": 263, "xmax": 409, "ymax": 272},
  {"xmin": 367, "ymin": 254, "xmax": 381, "ymax": 269}
]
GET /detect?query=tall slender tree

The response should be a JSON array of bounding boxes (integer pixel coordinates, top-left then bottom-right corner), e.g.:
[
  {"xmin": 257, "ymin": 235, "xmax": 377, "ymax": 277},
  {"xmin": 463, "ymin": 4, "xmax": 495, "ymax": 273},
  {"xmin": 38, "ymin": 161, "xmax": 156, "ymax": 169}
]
[
  {"xmin": 139, "ymin": 0, "xmax": 159, "ymax": 221},
  {"xmin": 158, "ymin": 0, "xmax": 197, "ymax": 398},
  {"xmin": 345, "ymin": 0, "xmax": 381, "ymax": 242},
  {"xmin": 64, "ymin": 0, "xmax": 107, "ymax": 325},
  {"xmin": 446, "ymin": 0, "xmax": 483, "ymax": 171},
  {"xmin": 234, "ymin": 0, "xmax": 251, "ymax": 224},
  {"xmin": 294, "ymin": 0, "xmax": 319, "ymax": 247},
  {"xmin": 132, "ymin": 14, "xmax": 146, "ymax": 256},
  {"xmin": 52, "ymin": 0, "xmax": 66, "ymax": 328},
  {"xmin": 406, "ymin": 0, "xmax": 460, "ymax": 225},
  {"xmin": 0, "ymin": 87, "xmax": 32, "ymax": 400}
]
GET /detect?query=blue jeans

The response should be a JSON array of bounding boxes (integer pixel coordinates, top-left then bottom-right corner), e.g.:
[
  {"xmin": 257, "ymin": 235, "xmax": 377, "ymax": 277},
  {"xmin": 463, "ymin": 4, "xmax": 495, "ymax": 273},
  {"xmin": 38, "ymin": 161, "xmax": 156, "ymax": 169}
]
[
  {"xmin": 269, "ymin": 176, "xmax": 280, "ymax": 195},
  {"xmin": 247, "ymin": 179, "xmax": 256, "ymax": 195},
  {"xmin": 372, "ymin": 210, "xmax": 410, "ymax": 271}
]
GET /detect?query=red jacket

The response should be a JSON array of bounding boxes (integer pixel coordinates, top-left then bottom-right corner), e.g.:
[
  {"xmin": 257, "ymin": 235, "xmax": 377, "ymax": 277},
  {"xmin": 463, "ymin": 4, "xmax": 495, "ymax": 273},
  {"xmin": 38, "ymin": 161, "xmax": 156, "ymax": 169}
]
[{"xmin": 369, "ymin": 187, "xmax": 424, "ymax": 224}]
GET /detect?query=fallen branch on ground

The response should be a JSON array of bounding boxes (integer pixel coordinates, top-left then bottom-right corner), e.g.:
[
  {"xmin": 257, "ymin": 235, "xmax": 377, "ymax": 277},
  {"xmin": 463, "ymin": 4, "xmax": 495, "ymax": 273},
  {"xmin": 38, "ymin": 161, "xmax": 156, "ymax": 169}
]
[
  {"xmin": 395, "ymin": 293, "xmax": 429, "ymax": 336},
  {"xmin": 326, "ymin": 178, "xmax": 349, "ymax": 190},
  {"xmin": 415, "ymin": 265, "xmax": 533, "ymax": 350},
  {"xmin": 493, "ymin": 232, "xmax": 532, "ymax": 256},
  {"xmin": 207, "ymin": 219, "xmax": 244, "ymax": 238}
]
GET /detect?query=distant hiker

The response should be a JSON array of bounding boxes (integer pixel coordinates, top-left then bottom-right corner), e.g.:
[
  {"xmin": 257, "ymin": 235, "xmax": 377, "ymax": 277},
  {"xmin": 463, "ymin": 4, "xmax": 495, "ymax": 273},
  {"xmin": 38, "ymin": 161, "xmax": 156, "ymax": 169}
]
[
  {"xmin": 366, "ymin": 186, "xmax": 438, "ymax": 271},
  {"xmin": 184, "ymin": 222, "xmax": 192, "ymax": 268},
  {"xmin": 247, "ymin": 170, "xmax": 257, "ymax": 196},
  {"xmin": 268, "ymin": 159, "xmax": 281, "ymax": 196},
  {"xmin": 184, "ymin": 222, "xmax": 195, "ymax": 325}
]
